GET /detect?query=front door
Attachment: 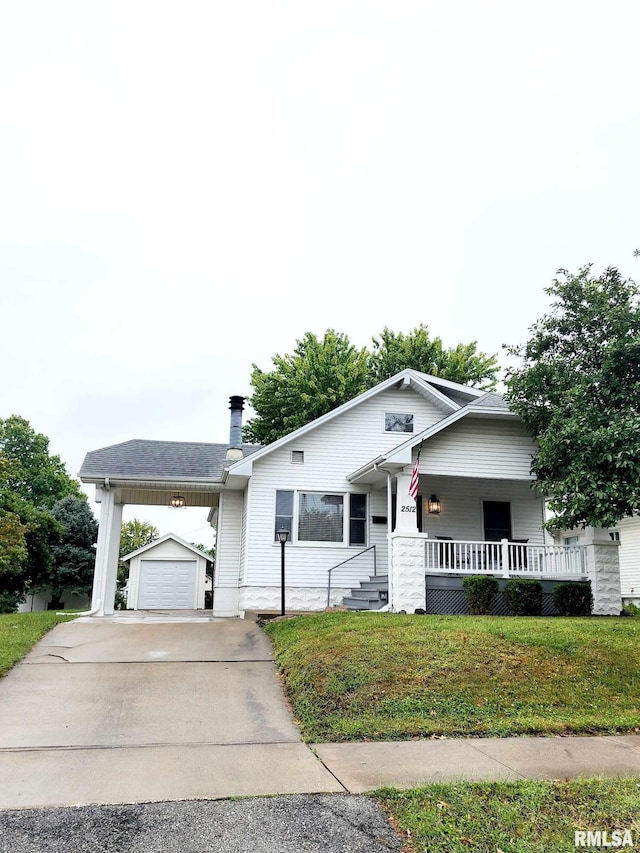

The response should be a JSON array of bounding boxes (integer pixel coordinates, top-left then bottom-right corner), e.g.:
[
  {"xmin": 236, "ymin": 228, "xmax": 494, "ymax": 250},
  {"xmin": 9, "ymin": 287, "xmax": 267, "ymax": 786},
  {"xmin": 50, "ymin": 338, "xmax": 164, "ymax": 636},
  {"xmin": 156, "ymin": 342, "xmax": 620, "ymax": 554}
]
[{"xmin": 483, "ymin": 501, "xmax": 512, "ymax": 541}]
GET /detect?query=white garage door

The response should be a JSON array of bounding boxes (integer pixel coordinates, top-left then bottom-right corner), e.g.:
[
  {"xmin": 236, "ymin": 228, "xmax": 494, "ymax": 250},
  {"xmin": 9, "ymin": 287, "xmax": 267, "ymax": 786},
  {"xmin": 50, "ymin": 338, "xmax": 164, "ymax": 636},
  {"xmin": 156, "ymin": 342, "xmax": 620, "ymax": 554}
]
[{"xmin": 138, "ymin": 560, "xmax": 197, "ymax": 609}]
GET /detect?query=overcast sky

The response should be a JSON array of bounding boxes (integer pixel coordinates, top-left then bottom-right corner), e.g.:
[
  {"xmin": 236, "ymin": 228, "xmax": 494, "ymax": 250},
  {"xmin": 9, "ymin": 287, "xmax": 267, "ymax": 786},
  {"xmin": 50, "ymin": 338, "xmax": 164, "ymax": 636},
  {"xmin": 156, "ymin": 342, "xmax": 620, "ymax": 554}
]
[{"xmin": 2, "ymin": 1, "xmax": 640, "ymax": 545}]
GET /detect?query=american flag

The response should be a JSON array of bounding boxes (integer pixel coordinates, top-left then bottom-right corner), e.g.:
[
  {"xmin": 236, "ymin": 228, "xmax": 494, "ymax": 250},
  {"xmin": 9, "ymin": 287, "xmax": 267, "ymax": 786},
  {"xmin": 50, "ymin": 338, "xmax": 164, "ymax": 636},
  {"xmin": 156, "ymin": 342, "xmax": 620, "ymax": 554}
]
[{"xmin": 409, "ymin": 450, "xmax": 420, "ymax": 501}]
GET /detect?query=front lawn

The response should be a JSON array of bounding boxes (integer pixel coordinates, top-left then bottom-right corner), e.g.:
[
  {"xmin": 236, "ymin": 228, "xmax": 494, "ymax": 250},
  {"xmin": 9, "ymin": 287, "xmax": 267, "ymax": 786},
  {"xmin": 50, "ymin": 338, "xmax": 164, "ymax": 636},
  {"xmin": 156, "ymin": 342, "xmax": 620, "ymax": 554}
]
[
  {"xmin": 375, "ymin": 778, "xmax": 640, "ymax": 853},
  {"xmin": 0, "ymin": 611, "xmax": 76, "ymax": 677},
  {"xmin": 265, "ymin": 612, "xmax": 640, "ymax": 741}
]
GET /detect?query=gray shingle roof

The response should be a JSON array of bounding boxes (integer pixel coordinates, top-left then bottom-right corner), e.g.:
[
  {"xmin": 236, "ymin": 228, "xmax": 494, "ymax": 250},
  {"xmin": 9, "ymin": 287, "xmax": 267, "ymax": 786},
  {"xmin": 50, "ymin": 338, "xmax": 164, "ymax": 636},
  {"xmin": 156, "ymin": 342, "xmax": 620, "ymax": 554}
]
[
  {"xmin": 467, "ymin": 392, "xmax": 511, "ymax": 411},
  {"xmin": 79, "ymin": 440, "xmax": 262, "ymax": 482}
]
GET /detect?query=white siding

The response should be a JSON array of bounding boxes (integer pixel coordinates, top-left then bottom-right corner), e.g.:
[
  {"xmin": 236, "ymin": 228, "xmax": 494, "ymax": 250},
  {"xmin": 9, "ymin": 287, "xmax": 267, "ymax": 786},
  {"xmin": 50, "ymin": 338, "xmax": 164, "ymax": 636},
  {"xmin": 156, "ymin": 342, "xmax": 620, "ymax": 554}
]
[
  {"xmin": 618, "ymin": 517, "xmax": 640, "ymax": 599},
  {"xmin": 421, "ymin": 419, "xmax": 537, "ymax": 480},
  {"xmin": 417, "ymin": 475, "xmax": 546, "ymax": 544},
  {"xmin": 215, "ymin": 491, "xmax": 244, "ymax": 588}
]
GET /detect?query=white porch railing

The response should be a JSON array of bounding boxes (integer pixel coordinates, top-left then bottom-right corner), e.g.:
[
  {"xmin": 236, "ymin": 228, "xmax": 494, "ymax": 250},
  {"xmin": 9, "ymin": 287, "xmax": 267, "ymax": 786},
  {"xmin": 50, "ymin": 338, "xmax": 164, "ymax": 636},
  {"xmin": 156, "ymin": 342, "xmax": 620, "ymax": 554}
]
[{"xmin": 424, "ymin": 539, "xmax": 585, "ymax": 577}]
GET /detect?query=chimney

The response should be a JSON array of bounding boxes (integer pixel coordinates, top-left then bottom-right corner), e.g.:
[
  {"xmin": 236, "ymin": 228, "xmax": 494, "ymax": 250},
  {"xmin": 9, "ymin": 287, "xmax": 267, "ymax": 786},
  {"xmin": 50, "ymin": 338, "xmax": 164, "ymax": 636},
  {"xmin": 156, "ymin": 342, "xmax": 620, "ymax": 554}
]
[{"xmin": 226, "ymin": 395, "xmax": 245, "ymax": 461}]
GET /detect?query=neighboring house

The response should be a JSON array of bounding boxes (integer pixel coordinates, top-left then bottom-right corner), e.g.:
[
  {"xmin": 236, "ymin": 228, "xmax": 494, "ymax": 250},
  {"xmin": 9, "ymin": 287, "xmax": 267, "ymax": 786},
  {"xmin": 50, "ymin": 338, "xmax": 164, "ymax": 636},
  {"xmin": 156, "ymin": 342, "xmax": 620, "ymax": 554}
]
[
  {"xmin": 79, "ymin": 370, "xmax": 621, "ymax": 617},
  {"xmin": 18, "ymin": 589, "xmax": 90, "ymax": 613},
  {"xmin": 123, "ymin": 533, "xmax": 213, "ymax": 610}
]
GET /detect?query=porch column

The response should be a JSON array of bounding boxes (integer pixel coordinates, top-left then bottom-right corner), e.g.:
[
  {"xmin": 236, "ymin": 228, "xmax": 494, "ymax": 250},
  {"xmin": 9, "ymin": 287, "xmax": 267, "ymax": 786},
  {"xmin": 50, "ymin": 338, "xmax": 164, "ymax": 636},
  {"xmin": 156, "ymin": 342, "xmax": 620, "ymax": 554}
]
[
  {"xmin": 582, "ymin": 527, "xmax": 622, "ymax": 616},
  {"xmin": 390, "ymin": 532, "xmax": 428, "ymax": 613},
  {"xmin": 91, "ymin": 487, "xmax": 123, "ymax": 616},
  {"xmin": 395, "ymin": 471, "xmax": 419, "ymax": 532}
]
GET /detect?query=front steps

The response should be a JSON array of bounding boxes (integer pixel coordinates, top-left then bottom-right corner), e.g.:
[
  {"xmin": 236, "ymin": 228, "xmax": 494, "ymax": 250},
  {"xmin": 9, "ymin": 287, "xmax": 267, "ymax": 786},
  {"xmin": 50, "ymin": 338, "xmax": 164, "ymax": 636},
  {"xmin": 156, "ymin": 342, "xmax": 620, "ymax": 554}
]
[{"xmin": 342, "ymin": 574, "xmax": 389, "ymax": 610}]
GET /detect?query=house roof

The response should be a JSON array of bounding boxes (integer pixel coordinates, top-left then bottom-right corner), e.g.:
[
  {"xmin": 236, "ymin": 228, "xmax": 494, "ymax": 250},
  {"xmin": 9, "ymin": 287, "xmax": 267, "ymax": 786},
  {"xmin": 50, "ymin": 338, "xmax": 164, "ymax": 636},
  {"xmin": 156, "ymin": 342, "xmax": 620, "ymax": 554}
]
[
  {"xmin": 122, "ymin": 532, "xmax": 213, "ymax": 562},
  {"xmin": 79, "ymin": 439, "xmax": 262, "ymax": 484}
]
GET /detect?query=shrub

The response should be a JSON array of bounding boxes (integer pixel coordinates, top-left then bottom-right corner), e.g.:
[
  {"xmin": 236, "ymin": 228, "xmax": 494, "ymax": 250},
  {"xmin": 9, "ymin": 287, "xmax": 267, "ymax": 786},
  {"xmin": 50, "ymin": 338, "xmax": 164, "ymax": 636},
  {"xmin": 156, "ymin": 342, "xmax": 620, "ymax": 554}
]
[
  {"xmin": 504, "ymin": 578, "xmax": 543, "ymax": 616},
  {"xmin": 462, "ymin": 575, "xmax": 499, "ymax": 615},
  {"xmin": 622, "ymin": 602, "xmax": 640, "ymax": 617},
  {"xmin": 552, "ymin": 581, "xmax": 593, "ymax": 616}
]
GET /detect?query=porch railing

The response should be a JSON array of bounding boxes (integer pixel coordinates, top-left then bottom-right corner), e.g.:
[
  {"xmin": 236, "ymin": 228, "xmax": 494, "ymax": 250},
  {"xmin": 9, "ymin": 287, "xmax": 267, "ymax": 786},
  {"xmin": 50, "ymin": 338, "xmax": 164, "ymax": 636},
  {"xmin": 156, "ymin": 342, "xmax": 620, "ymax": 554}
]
[{"xmin": 424, "ymin": 539, "xmax": 585, "ymax": 577}]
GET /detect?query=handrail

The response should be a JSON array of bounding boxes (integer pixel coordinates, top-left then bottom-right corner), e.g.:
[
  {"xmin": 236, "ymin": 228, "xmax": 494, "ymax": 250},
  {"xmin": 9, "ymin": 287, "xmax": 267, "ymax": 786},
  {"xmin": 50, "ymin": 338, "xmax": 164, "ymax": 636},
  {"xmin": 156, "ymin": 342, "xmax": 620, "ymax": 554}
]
[{"xmin": 327, "ymin": 545, "xmax": 376, "ymax": 607}]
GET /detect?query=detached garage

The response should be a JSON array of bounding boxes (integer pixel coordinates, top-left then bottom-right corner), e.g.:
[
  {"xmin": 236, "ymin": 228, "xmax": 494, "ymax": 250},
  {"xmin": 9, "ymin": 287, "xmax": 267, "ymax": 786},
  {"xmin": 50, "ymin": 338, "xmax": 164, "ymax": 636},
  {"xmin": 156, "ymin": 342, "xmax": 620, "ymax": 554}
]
[{"xmin": 124, "ymin": 534, "xmax": 212, "ymax": 610}]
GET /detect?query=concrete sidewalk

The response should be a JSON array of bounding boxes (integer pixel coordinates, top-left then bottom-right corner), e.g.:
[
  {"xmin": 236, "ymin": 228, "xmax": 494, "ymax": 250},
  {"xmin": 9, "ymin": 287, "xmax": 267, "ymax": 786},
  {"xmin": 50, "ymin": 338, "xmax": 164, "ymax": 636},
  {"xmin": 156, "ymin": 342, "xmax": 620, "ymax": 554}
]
[
  {"xmin": 0, "ymin": 616, "xmax": 638, "ymax": 811},
  {"xmin": 313, "ymin": 733, "xmax": 640, "ymax": 792}
]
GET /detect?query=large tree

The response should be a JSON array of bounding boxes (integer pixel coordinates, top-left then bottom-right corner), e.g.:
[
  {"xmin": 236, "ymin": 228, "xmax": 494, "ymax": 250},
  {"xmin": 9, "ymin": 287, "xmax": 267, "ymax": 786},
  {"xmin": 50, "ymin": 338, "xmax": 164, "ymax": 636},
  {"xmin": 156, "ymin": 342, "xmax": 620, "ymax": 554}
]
[
  {"xmin": 244, "ymin": 326, "xmax": 499, "ymax": 444},
  {"xmin": 43, "ymin": 496, "xmax": 98, "ymax": 607},
  {"xmin": 369, "ymin": 325, "xmax": 498, "ymax": 388},
  {"xmin": 243, "ymin": 330, "xmax": 370, "ymax": 444},
  {"xmin": 505, "ymin": 264, "xmax": 640, "ymax": 530},
  {"xmin": 0, "ymin": 416, "xmax": 81, "ymax": 508},
  {"xmin": 0, "ymin": 416, "xmax": 81, "ymax": 610}
]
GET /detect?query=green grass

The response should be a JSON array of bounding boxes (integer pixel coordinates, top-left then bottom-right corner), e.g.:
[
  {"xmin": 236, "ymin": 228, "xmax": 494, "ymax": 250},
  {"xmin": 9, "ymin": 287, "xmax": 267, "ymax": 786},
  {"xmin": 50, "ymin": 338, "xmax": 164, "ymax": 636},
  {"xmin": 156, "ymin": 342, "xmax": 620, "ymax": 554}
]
[
  {"xmin": 0, "ymin": 611, "xmax": 76, "ymax": 677},
  {"xmin": 264, "ymin": 612, "xmax": 640, "ymax": 741},
  {"xmin": 375, "ymin": 778, "xmax": 640, "ymax": 853}
]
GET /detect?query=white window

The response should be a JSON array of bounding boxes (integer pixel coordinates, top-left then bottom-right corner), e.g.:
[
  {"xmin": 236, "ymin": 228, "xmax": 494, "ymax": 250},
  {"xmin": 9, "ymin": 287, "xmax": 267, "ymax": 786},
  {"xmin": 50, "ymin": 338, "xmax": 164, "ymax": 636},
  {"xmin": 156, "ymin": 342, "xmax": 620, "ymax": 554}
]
[
  {"xmin": 564, "ymin": 535, "xmax": 579, "ymax": 546},
  {"xmin": 384, "ymin": 412, "xmax": 414, "ymax": 433},
  {"xmin": 275, "ymin": 490, "xmax": 366, "ymax": 546}
]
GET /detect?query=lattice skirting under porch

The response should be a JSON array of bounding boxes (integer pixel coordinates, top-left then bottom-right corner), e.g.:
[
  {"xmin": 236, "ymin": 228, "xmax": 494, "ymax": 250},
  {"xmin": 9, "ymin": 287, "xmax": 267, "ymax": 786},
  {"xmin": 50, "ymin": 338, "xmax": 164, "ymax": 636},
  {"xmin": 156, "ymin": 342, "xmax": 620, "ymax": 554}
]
[{"xmin": 425, "ymin": 575, "xmax": 589, "ymax": 616}]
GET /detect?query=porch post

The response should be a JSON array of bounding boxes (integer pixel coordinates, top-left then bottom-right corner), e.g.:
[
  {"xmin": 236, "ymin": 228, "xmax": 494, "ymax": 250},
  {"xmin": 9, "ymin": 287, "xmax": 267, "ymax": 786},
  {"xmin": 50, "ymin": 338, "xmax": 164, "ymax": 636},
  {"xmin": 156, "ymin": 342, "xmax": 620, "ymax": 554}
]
[
  {"xmin": 582, "ymin": 527, "xmax": 622, "ymax": 616},
  {"xmin": 395, "ymin": 471, "xmax": 419, "ymax": 532},
  {"xmin": 91, "ymin": 487, "xmax": 123, "ymax": 616},
  {"xmin": 390, "ymin": 532, "xmax": 428, "ymax": 613}
]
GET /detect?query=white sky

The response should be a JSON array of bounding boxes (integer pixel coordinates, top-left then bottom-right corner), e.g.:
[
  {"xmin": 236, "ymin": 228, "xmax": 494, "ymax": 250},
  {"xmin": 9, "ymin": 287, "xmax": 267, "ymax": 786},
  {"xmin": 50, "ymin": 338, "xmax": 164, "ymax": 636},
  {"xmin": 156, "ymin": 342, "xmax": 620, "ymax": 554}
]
[{"xmin": 2, "ymin": 1, "xmax": 640, "ymax": 545}]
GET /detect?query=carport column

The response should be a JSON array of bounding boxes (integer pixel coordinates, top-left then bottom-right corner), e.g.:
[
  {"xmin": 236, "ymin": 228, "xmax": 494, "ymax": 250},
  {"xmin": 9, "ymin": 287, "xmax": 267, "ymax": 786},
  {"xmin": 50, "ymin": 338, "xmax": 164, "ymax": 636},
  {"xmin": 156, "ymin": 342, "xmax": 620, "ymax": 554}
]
[
  {"xmin": 390, "ymin": 532, "xmax": 428, "ymax": 613},
  {"xmin": 582, "ymin": 527, "xmax": 622, "ymax": 616},
  {"xmin": 91, "ymin": 486, "xmax": 124, "ymax": 616}
]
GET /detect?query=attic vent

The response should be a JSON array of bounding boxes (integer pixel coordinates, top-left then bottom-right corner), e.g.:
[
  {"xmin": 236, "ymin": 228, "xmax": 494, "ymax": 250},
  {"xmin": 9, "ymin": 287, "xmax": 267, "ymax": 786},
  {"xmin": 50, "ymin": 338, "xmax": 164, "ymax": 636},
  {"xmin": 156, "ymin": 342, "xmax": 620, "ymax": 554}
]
[{"xmin": 290, "ymin": 450, "xmax": 304, "ymax": 464}]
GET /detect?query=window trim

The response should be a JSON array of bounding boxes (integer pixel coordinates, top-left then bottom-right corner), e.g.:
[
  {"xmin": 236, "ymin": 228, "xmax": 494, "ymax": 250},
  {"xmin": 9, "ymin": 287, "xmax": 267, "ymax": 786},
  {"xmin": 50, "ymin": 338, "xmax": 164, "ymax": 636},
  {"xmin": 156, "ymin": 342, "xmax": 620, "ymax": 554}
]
[{"xmin": 274, "ymin": 489, "xmax": 367, "ymax": 547}]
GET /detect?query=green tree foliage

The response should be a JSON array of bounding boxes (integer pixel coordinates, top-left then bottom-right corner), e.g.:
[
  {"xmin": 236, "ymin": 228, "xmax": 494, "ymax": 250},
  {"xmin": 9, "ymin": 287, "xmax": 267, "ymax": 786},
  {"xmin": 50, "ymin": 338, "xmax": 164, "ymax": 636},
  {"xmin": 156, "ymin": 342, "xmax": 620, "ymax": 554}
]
[
  {"xmin": 369, "ymin": 325, "xmax": 498, "ymax": 388},
  {"xmin": 0, "ymin": 416, "xmax": 81, "ymax": 508},
  {"xmin": 0, "ymin": 416, "xmax": 81, "ymax": 610},
  {"xmin": 43, "ymin": 496, "xmax": 98, "ymax": 605},
  {"xmin": 505, "ymin": 265, "xmax": 640, "ymax": 530},
  {"xmin": 243, "ymin": 330, "xmax": 371, "ymax": 444},
  {"xmin": 244, "ymin": 326, "xmax": 500, "ymax": 444}
]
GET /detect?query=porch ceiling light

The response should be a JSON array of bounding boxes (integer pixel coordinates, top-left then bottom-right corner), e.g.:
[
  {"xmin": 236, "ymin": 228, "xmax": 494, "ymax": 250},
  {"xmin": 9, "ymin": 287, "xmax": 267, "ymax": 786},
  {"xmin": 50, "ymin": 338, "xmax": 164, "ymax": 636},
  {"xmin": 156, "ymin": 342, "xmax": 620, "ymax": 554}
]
[
  {"xmin": 169, "ymin": 494, "xmax": 186, "ymax": 508},
  {"xmin": 427, "ymin": 494, "xmax": 441, "ymax": 514}
]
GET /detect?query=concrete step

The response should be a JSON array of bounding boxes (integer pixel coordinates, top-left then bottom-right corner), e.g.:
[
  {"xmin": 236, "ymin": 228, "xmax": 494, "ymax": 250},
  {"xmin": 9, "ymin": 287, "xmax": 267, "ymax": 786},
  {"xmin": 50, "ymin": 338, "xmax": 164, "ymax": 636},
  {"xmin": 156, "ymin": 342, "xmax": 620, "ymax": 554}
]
[
  {"xmin": 342, "ymin": 596, "xmax": 385, "ymax": 611},
  {"xmin": 360, "ymin": 577, "xmax": 389, "ymax": 591},
  {"xmin": 348, "ymin": 589, "xmax": 383, "ymax": 601}
]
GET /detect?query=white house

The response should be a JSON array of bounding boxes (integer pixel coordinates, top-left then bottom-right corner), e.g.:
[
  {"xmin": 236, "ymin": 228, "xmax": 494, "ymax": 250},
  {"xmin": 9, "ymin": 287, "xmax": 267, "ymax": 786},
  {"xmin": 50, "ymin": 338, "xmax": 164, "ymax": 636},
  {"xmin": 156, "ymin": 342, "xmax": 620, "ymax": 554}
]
[
  {"xmin": 123, "ymin": 533, "xmax": 212, "ymax": 610},
  {"xmin": 79, "ymin": 370, "xmax": 622, "ymax": 617}
]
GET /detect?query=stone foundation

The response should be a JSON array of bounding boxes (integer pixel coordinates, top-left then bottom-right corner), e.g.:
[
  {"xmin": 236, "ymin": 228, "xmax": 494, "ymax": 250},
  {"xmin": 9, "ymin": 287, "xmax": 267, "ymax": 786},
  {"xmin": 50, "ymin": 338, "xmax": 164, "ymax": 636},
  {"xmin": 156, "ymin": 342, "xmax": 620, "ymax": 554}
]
[{"xmin": 238, "ymin": 586, "xmax": 351, "ymax": 614}]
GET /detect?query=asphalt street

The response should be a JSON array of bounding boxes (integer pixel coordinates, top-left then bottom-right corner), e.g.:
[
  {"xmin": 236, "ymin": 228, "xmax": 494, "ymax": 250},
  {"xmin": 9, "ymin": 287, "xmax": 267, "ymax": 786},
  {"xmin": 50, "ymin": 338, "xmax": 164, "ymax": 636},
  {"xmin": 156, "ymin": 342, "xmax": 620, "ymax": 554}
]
[{"xmin": 0, "ymin": 795, "xmax": 402, "ymax": 853}]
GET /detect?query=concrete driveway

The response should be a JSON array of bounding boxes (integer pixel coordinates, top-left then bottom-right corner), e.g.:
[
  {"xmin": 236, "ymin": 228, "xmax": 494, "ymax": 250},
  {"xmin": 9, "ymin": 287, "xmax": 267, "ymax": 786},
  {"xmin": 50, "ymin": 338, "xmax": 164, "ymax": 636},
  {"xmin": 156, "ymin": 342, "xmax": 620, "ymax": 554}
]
[{"xmin": 0, "ymin": 615, "xmax": 343, "ymax": 810}]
